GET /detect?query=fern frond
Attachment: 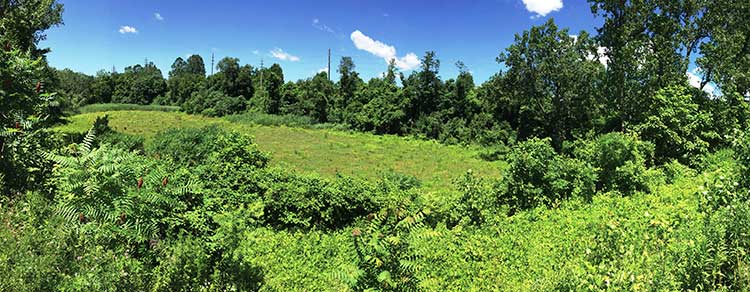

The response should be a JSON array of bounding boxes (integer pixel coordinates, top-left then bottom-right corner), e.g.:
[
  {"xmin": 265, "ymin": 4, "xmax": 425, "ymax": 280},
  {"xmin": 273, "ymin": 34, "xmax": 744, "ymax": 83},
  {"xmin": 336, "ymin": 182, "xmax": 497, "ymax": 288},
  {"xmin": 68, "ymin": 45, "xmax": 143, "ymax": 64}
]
[{"xmin": 81, "ymin": 128, "xmax": 96, "ymax": 153}]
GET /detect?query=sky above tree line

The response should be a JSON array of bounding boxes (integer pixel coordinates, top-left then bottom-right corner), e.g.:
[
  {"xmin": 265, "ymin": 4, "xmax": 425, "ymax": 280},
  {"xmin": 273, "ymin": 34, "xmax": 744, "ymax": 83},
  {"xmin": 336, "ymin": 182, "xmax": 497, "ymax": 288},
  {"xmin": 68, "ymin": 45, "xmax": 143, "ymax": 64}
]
[{"xmin": 43, "ymin": 0, "xmax": 601, "ymax": 83}]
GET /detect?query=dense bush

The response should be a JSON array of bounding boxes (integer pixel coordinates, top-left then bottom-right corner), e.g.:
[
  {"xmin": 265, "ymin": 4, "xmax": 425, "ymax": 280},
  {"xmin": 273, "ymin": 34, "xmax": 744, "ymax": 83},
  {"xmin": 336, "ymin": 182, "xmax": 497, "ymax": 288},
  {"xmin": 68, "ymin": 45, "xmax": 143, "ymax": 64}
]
[
  {"xmin": 570, "ymin": 132, "xmax": 655, "ymax": 195},
  {"xmin": 183, "ymin": 89, "xmax": 246, "ymax": 117},
  {"xmin": 0, "ymin": 49, "xmax": 61, "ymax": 196},
  {"xmin": 633, "ymin": 85, "xmax": 711, "ymax": 166},
  {"xmin": 77, "ymin": 103, "xmax": 180, "ymax": 113},
  {"xmin": 499, "ymin": 138, "xmax": 597, "ymax": 213},
  {"xmin": 146, "ymin": 126, "xmax": 251, "ymax": 166}
]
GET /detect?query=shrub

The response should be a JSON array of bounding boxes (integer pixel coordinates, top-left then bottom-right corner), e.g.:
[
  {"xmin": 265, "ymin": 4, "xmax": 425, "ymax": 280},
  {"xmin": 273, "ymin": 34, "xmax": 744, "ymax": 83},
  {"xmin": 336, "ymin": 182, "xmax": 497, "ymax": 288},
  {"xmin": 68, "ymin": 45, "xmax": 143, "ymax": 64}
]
[
  {"xmin": 633, "ymin": 85, "xmax": 711, "ymax": 165},
  {"xmin": 353, "ymin": 200, "xmax": 429, "ymax": 291},
  {"xmin": 499, "ymin": 138, "xmax": 596, "ymax": 213},
  {"xmin": 380, "ymin": 170, "xmax": 422, "ymax": 191},
  {"xmin": 183, "ymin": 90, "xmax": 245, "ymax": 117},
  {"xmin": 734, "ymin": 130, "xmax": 750, "ymax": 188},
  {"xmin": 147, "ymin": 126, "xmax": 265, "ymax": 167},
  {"xmin": 570, "ymin": 132, "xmax": 654, "ymax": 195},
  {"xmin": 257, "ymin": 169, "xmax": 379, "ymax": 230},
  {"xmin": 77, "ymin": 103, "xmax": 180, "ymax": 114},
  {"xmin": 688, "ymin": 172, "xmax": 750, "ymax": 290},
  {"xmin": 453, "ymin": 170, "xmax": 497, "ymax": 225},
  {"xmin": 224, "ymin": 112, "xmax": 316, "ymax": 128}
]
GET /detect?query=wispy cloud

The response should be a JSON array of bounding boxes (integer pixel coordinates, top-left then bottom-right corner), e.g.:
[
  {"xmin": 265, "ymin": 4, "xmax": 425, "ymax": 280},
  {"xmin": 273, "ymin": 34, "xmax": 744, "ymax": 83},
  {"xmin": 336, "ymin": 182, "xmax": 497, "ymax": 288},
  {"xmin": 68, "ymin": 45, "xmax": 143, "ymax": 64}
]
[
  {"xmin": 154, "ymin": 12, "xmax": 164, "ymax": 21},
  {"xmin": 312, "ymin": 18, "xmax": 335, "ymax": 33},
  {"xmin": 252, "ymin": 50, "xmax": 260, "ymax": 55},
  {"xmin": 350, "ymin": 30, "xmax": 420, "ymax": 71},
  {"xmin": 118, "ymin": 25, "xmax": 138, "ymax": 34},
  {"xmin": 270, "ymin": 48, "xmax": 300, "ymax": 62},
  {"xmin": 522, "ymin": 0, "xmax": 563, "ymax": 18}
]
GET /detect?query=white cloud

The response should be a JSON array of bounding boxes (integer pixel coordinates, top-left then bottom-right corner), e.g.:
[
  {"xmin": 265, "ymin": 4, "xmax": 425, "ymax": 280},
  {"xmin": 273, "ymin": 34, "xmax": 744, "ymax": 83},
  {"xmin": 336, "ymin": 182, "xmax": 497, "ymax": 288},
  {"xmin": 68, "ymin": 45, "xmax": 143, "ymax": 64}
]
[
  {"xmin": 118, "ymin": 25, "xmax": 138, "ymax": 34},
  {"xmin": 252, "ymin": 50, "xmax": 260, "ymax": 55},
  {"xmin": 154, "ymin": 12, "xmax": 164, "ymax": 21},
  {"xmin": 318, "ymin": 67, "xmax": 329, "ymax": 73},
  {"xmin": 522, "ymin": 0, "xmax": 563, "ymax": 17},
  {"xmin": 687, "ymin": 68, "xmax": 716, "ymax": 95},
  {"xmin": 270, "ymin": 48, "xmax": 300, "ymax": 62},
  {"xmin": 350, "ymin": 30, "xmax": 420, "ymax": 71},
  {"xmin": 312, "ymin": 18, "xmax": 335, "ymax": 33},
  {"xmin": 595, "ymin": 46, "xmax": 609, "ymax": 66}
]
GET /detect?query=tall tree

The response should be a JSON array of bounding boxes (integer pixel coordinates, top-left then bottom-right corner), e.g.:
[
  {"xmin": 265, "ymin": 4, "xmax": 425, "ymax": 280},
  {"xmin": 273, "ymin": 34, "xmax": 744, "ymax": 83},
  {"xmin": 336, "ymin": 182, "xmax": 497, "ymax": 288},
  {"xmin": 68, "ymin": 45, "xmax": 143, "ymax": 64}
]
[
  {"xmin": 0, "ymin": 0, "xmax": 63, "ymax": 56},
  {"xmin": 185, "ymin": 54, "xmax": 206, "ymax": 76},
  {"xmin": 113, "ymin": 62, "xmax": 167, "ymax": 105},
  {"xmin": 448, "ymin": 61, "xmax": 476, "ymax": 119},
  {"xmin": 169, "ymin": 57, "xmax": 188, "ymax": 79},
  {"xmin": 498, "ymin": 19, "xmax": 604, "ymax": 148},
  {"xmin": 696, "ymin": 0, "xmax": 750, "ymax": 98},
  {"xmin": 336, "ymin": 56, "xmax": 362, "ymax": 122},
  {"xmin": 166, "ymin": 56, "xmax": 205, "ymax": 106},
  {"xmin": 403, "ymin": 52, "xmax": 442, "ymax": 124},
  {"xmin": 251, "ymin": 64, "xmax": 284, "ymax": 114},
  {"xmin": 589, "ymin": 0, "xmax": 706, "ymax": 129}
]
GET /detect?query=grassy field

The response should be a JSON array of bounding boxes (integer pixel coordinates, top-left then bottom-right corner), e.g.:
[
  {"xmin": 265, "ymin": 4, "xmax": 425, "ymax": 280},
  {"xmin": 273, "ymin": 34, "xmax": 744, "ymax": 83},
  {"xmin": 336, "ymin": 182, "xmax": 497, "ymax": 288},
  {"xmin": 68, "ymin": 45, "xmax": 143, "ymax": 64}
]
[{"xmin": 56, "ymin": 110, "xmax": 504, "ymax": 194}]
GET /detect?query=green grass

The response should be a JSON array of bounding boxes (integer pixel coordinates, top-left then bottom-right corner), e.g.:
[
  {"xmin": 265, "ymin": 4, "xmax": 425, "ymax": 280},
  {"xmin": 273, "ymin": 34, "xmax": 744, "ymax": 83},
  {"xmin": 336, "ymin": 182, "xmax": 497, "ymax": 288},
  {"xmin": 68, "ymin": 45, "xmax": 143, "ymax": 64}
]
[
  {"xmin": 56, "ymin": 110, "xmax": 504, "ymax": 194},
  {"xmin": 76, "ymin": 103, "xmax": 181, "ymax": 114}
]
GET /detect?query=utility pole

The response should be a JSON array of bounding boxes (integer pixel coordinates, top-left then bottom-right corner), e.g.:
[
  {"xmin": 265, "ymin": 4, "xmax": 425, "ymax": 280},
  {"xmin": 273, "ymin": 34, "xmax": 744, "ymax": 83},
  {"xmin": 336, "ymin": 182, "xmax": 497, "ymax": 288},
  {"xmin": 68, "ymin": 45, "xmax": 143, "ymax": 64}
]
[
  {"xmin": 210, "ymin": 53, "xmax": 215, "ymax": 75},
  {"xmin": 327, "ymin": 48, "xmax": 331, "ymax": 81}
]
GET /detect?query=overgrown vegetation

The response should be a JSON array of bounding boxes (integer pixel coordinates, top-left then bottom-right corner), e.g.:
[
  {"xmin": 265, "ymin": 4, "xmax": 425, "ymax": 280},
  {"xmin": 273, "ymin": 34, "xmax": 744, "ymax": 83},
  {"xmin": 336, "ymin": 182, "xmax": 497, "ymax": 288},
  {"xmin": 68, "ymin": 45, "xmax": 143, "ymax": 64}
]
[
  {"xmin": 4, "ymin": 0, "xmax": 750, "ymax": 290},
  {"xmin": 77, "ymin": 103, "xmax": 180, "ymax": 114}
]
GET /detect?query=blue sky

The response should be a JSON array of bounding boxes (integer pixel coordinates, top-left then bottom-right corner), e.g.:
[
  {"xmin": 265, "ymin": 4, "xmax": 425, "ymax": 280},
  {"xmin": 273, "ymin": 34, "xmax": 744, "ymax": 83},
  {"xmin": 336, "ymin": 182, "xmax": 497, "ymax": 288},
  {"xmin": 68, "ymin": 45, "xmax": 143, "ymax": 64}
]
[{"xmin": 41, "ymin": 0, "xmax": 600, "ymax": 83}]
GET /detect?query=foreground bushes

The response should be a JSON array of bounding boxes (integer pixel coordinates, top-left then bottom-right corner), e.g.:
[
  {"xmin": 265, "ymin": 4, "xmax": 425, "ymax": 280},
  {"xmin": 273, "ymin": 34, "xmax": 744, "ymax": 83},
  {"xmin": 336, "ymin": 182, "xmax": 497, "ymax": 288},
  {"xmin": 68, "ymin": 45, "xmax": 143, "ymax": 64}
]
[
  {"xmin": 6, "ymin": 121, "xmax": 750, "ymax": 290},
  {"xmin": 570, "ymin": 132, "xmax": 656, "ymax": 195},
  {"xmin": 500, "ymin": 138, "xmax": 597, "ymax": 213},
  {"xmin": 0, "ymin": 125, "xmax": 432, "ymax": 290}
]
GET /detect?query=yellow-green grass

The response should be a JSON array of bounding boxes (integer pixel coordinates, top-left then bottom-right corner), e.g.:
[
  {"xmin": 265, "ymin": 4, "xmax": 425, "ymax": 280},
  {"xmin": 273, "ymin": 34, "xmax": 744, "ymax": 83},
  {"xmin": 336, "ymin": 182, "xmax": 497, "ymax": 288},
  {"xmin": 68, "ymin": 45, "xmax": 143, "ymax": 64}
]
[{"xmin": 56, "ymin": 110, "xmax": 504, "ymax": 194}]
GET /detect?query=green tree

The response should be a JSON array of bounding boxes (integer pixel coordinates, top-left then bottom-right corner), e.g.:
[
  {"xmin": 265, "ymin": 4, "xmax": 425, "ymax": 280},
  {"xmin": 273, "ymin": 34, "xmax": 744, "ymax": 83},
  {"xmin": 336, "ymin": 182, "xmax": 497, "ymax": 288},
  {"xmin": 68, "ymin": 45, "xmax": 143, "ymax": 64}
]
[
  {"xmin": 113, "ymin": 62, "xmax": 167, "ymax": 105},
  {"xmin": 695, "ymin": 0, "xmax": 750, "ymax": 121},
  {"xmin": 633, "ymin": 85, "xmax": 711, "ymax": 165},
  {"xmin": 357, "ymin": 77, "xmax": 406, "ymax": 134},
  {"xmin": 185, "ymin": 54, "xmax": 206, "ymax": 76},
  {"xmin": 403, "ymin": 52, "xmax": 442, "ymax": 124},
  {"xmin": 52, "ymin": 68, "xmax": 95, "ymax": 107},
  {"xmin": 293, "ymin": 72, "xmax": 333, "ymax": 122},
  {"xmin": 0, "ymin": 0, "xmax": 64, "ymax": 57},
  {"xmin": 498, "ymin": 19, "xmax": 603, "ymax": 148},
  {"xmin": 335, "ymin": 56, "xmax": 362, "ymax": 123},
  {"xmin": 90, "ymin": 70, "xmax": 116, "ymax": 104},
  {"xmin": 588, "ymin": 0, "xmax": 706, "ymax": 129},
  {"xmin": 0, "ymin": 0, "xmax": 64, "ymax": 195},
  {"xmin": 169, "ymin": 57, "xmax": 187, "ymax": 79}
]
